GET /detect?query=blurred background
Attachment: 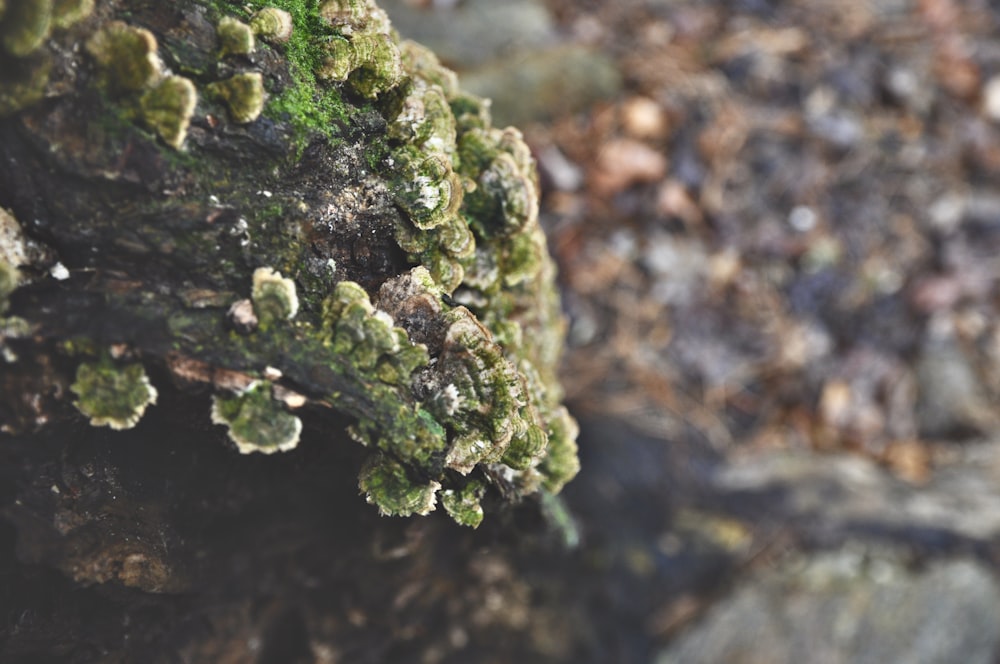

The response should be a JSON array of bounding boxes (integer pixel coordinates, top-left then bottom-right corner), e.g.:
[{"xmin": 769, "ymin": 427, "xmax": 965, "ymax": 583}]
[{"xmin": 383, "ymin": 1, "xmax": 1000, "ymax": 662}]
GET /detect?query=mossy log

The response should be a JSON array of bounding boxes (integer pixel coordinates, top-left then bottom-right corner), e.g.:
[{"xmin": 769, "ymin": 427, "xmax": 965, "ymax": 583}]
[{"xmin": 0, "ymin": 0, "xmax": 579, "ymax": 659}]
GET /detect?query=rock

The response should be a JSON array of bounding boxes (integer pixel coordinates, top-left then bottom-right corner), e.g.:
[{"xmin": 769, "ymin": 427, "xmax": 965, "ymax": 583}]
[
  {"xmin": 655, "ymin": 551, "xmax": 1000, "ymax": 664},
  {"xmin": 713, "ymin": 443, "xmax": 1000, "ymax": 541},
  {"xmin": 915, "ymin": 336, "xmax": 996, "ymax": 438},
  {"xmin": 460, "ymin": 45, "xmax": 622, "ymax": 126},
  {"xmin": 380, "ymin": 0, "xmax": 555, "ymax": 68},
  {"xmin": 593, "ymin": 137, "xmax": 669, "ymax": 194},
  {"xmin": 982, "ymin": 75, "xmax": 1000, "ymax": 122},
  {"xmin": 621, "ymin": 96, "xmax": 670, "ymax": 140}
]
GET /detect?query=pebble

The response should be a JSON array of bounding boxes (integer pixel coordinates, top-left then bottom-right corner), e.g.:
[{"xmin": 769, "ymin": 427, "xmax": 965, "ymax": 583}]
[
  {"xmin": 983, "ymin": 75, "xmax": 1000, "ymax": 122},
  {"xmin": 620, "ymin": 96, "xmax": 669, "ymax": 140},
  {"xmin": 593, "ymin": 138, "xmax": 668, "ymax": 194}
]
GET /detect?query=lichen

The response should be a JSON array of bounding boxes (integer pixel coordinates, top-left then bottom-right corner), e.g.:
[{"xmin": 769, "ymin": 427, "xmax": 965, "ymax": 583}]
[
  {"xmin": 211, "ymin": 381, "xmax": 303, "ymax": 454},
  {"xmin": 70, "ymin": 356, "xmax": 158, "ymax": 430}
]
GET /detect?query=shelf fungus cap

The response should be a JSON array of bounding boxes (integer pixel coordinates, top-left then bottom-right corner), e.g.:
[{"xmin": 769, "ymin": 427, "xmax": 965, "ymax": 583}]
[
  {"xmin": 208, "ymin": 72, "xmax": 265, "ymax": 124},
  {"xmin": 51, "ymin": 0, "xmax": 94, "ymax": 30},
  {"xmin": 251, "ymin": 266, "xmax": 298, "ymax": 325},
  {"xmin": 85, "ymin": 21, "xmax": 163, "ymax": 92},
  {"xmin": 316, "ymin": 30, "xmax": 402, "ymax": 98},
  {"xmin": 359, "ymin": 454, "xmax": 440, "ymax": 517},
  {"xmin": 441, "ymin": 480, "xmax": 486, "ymax": 528},
  {"xmin": 319, "ymin": 0, "xmax": 373, "ymax": 28},
  {"xmin": 216, "ymin": 16, "xmax": 254, "ymax": 57},
  {"xmin": 70, "ymin": 358, "xmax": 158, "ymax": 430},
  {"xmin": 0, "ymin": 260, "xmax": 18, "ymax": 312},
  {"xmin": 210, "ymin": 382, "xmax": 302, "ymax": 454},
  {"xmin": 0, "ymin": 0, "xmax": 52, "ymax": 57},
  {"xmin": 250, "ymin": 7, "xmax": 293, "ymax": 44},
  {"xmin": 140, "ymin": 76, "xmax": 197, "ymax": 149}
]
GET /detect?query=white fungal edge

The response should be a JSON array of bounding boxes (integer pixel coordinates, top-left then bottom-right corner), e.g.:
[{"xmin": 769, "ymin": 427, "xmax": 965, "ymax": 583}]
[
  {"xmin": 252, "ymin": 266, "xmax": 299, "ymax": 319},
  {"xmin": 86, "ymin": 372, "xmax": 158, "ymax": 431},
  {"xmin": 209, "ymin": 383, "xmax": 302, "ymax": 455},
  {"xmin": 366, "ymin": 479, "xmax": 442, "ymax": 516}
]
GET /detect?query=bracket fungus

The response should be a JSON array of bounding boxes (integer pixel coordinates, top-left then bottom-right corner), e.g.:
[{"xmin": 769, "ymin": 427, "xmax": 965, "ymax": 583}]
[
  {"xmin": 70, "ymin": 356, "xmax": 158, "ymax": 430},
  {"xmin": 217, "ymin": 15, "xmax": 255, "ymax": 57},
  {"xmin": 140, "ymin": 75, "xmax": 198, "ymax": 149},
  {"xmin": 211, "ymin": 382, "xmax": 303, "ymax": 454},
  {"xmin": 0, "ymin": 0, "xmax": 579, "ymax": 527},
  {"xmin": 251, "ymin": 266, "xmax": 299, "ymax": 325},
  {"xmin": 0, "ymin": 0, "xmax": 92, "ymax": 115},
  {"xmin": 249, "ymin": 6, "xmax": 293, "ymax": 43}
]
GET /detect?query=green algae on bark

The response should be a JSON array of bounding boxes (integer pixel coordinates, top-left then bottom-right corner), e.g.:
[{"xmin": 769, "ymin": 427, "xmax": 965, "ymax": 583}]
[{"xmin": 0, "ymin": 0, "xmax": 579, "ymax": 526}]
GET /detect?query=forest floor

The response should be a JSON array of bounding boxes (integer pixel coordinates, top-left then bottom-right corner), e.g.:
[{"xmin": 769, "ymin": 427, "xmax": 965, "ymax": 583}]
[{"xmin": 386, "ymin": 0, "xmax": 1000, "ymax": 662}]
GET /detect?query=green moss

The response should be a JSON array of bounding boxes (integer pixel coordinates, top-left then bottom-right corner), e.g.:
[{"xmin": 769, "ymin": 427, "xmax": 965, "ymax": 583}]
[
  {"xmin": 70, "ymin": 356, "xmax": 158, "ymax": 430},
  {"xmin": 205, "ymin": 0, "xmax": 352, "ymax": 149}
]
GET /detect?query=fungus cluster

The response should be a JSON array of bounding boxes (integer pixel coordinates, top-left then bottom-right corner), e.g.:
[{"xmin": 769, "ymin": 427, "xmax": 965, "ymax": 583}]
[
  {"xmin": 0, "ymin": 0, "xmax": 93, "ymax": 115},
  {"xmin": 0, "ymin": 0, "xmax": 579, "ymax": 526}
]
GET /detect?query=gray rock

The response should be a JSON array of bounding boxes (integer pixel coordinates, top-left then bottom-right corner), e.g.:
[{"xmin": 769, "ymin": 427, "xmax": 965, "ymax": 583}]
[
  {"xmin": 459, "ymin": 45, "xmax": 622, "ymax": 127},
  {"xmin": 916, "ymin": 336, "xmax": 996, "ymax": 438},
  {"xmin": 713, "ymin": 445, "xmax": 1000, "ymax": 541},
  {"xmin": 382, "ymin": 1, "xmax": 622, "ymax": 126},
  {"xmin": 381, "ymin": 0, "xmax": 555, "ymax": 68},
  {"xmin": 656, "ymin": 551, "xmax": 1000, "ymax": 664}
]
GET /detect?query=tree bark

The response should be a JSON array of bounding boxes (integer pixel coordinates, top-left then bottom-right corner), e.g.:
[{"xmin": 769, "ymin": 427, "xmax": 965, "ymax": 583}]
[{"xmin": 0, "ymin": 1, "xmax": 580, "ymax": 660}]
